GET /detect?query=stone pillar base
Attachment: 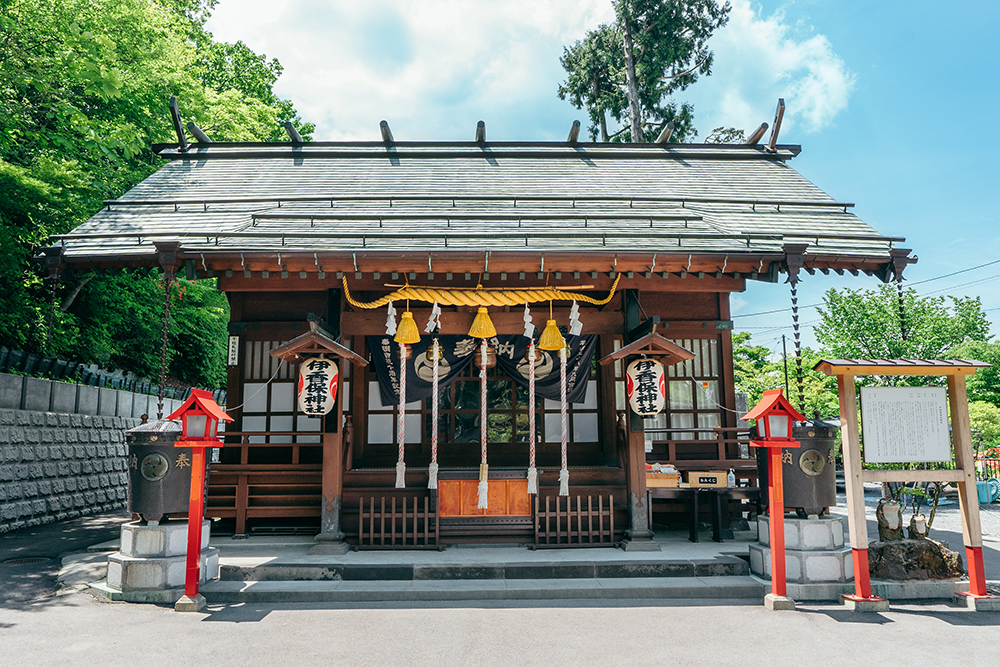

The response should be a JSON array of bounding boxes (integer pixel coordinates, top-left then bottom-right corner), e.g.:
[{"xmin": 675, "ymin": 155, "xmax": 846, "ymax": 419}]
[
  {"xmin": 955, "ymin": 593, "xmax": 1000, "ymax": 611},
  {"xmin": 842, "ymin": 594, "xmax": 890, "ymax": 612},
  {"xmin": 310, "ymin": 532, "xmax": 351, "ymax": 555},
  {"xmin": 764, "ymin": 593, "xmax": 796, "ymax": 610},
  {"xmin": 621, "ymin": 529, "xmax": 661, "ymax": 552},
  {"xmin": 175, "ymin": 594, "xmax": 206, "ymax": 612}
]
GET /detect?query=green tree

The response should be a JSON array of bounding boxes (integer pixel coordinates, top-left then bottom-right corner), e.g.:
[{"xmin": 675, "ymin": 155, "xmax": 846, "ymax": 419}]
[
  {"xmin": 968, "ymin": 401, "xmax": 1000, "ymax": 451},
  {"xmin": 0, "ymin": 0, "xmax": 311, "ymax": 388},
  {"xmin": 946, "ymin": 340, "xmax": 1000, "ymax": 408},
  {"xmin": 558, "ymin": 0, "xmax": 731, "ymax": 142},
  {"xmin": 732, "ymin": 332, "xmax": 839, "ymax": 420},
  {"xmin": 814, "ymin": 284, "xmax": 990, "ymax": 387}
]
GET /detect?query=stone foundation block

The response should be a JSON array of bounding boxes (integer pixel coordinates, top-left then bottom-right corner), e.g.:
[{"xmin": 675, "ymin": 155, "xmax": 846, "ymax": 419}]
[
  {"xmin": 120, "ymin": 520, "xmax": 212, "ymax": 558},
  {"xmin": 758, "ymin": 515, "xmax": 845, "ymax": 551},
  {"xmin": 107, "ymin": 548, "xmax": 219, "ymax": 591}
]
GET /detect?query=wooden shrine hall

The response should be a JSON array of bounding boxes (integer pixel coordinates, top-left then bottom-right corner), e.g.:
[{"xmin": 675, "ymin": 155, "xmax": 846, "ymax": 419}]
[{"xmin": 49, "ymin": 118, "xmax": 915, "ymax": 551}]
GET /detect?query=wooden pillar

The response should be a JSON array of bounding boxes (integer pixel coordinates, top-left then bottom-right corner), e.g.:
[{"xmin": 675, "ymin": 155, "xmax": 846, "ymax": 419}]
[
  {"xmin": 313, "ymin": 367, "xmax": 350, "ymax": 554},
  {"xmin": 838, "ymin": 373, "xmax": 881, "ymax": 602},
  {"xmin": 598, "ymin": 336, "xmax": 619, "ymax": 464},
  {"xmin": 948, "ymin": 374, "xmax": 988, "ymax": 597},
  {"xmin": 621, "ymin": 289, "xmax": 658, "ymax": 550}
]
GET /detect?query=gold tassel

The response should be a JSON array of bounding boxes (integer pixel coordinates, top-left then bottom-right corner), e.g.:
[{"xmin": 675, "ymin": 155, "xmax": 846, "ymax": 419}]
[
  {"xmin": 538, "ymin": 319, "xmax": 565, "ymax": 351},
  {"xmin": 468, "ymin": 306, "xmax": 497, "ymax": 338},
  {"xmin": 394, "ymin": 311, "xmax": 421, "ymax": 344}
]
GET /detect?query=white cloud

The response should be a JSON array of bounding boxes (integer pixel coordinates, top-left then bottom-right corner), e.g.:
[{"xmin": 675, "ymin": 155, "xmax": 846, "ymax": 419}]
[
  {"xmin": 685, "ymin": 1, "xmax": 856, "ymax": 137},
  {"xmin": 204, "ymin": 0, "xmax": 852, "ymax": 141}
]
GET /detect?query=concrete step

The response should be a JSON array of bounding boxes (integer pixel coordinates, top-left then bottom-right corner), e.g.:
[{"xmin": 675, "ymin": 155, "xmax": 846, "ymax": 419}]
[
  {"xmin": 219, "ymin": 557, "xmax": 750, "ymax": 582},
  {"xmin": 201, "ymin": 575, "xmax": 765, "ymax": 603}
]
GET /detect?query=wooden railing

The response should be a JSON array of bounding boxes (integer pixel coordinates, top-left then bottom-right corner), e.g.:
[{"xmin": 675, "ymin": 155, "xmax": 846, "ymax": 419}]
[
  {"xmin": 207, "ymin": 430, "xmax": 323, "ymax": 534},
  {"xmin": 358, "ymin": 495, "xmax": 440, "ymax": 550},
  {"xmin": 533, "ymin": 494, "xmax": 616, "ymax": 548}
]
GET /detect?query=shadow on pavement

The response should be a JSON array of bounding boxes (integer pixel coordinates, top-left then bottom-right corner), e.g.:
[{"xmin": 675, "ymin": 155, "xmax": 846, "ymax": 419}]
[
  {"xmin": 197, "ymin": 597, "xmax": 762, "ymax": 623},
  {"xmin": 0, "ymin": 510, "xmax": 129, "ymax": 608}
]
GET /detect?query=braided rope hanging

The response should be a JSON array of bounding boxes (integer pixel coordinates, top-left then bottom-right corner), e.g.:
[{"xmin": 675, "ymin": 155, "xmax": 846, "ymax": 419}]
[
  {"xmin": 558, "ymin": 346, "xmax": 569, "ymax": 496},
  {"xmin": 478, "ymin": 339, "xmax": 489, "ymax": 509},
  {"xmin": 343, "ymin": 274, "xmax": 621, "ymax": 309},
  {"xmin": 429, "ymin": 339, "xmax": 440, "ymax": 489},
  {"xmin": 395, "ymin": 342, "xmax": 406, "ymax": 488},
  {"xmin": 526, "ymin": 341, "xmax": 538, "ymax": 494}
]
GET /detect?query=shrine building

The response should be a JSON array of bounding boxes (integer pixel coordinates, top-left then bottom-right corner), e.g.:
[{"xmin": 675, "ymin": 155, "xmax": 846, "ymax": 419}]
[{"xmin": 49, "ymin": 121, "xmax": 913, "ymax": 550}]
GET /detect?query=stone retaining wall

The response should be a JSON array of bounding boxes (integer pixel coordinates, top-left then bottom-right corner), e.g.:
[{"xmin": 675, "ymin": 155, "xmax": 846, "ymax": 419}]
[{"xmin": 0, "ymin": 409, "xmax": 140, "ymax": 533}]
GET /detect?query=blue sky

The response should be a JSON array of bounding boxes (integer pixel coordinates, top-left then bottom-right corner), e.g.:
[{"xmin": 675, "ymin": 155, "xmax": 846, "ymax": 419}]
[{"xmin": 205, "ymin": 0, "xmax": 1000, "ymax": 352}]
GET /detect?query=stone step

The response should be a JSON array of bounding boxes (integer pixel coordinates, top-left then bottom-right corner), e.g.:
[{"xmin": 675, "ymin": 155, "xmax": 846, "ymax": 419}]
[
  {"xmin": 218, "ymin": 557, "xmax": 750, "ymax": 582},
  {"xmin": 201, "ymin": 575, "xmax": 765, "ymax": 603}
]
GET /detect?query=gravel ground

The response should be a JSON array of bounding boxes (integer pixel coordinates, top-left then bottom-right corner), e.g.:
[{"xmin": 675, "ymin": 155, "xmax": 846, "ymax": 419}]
[{"xmin": 828, "ymin": 483, "xmax": 1000, "ymax": 593}]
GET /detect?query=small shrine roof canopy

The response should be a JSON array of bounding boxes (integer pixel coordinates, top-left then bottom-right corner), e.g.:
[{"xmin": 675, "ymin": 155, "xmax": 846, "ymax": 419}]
[
  {"xmin": 50, "ymin": 138, "xmax": 912, "ymax": 279},
  {"xmin": 598, "ymin": 332, "xmax": 695, "ymax": 368},
  {"xmin": 167, "ymin": 387, "xmax": 233, "ymax": 423},
  {"xmin": 269, "ymin": 321, "xmax": 368, "ymax": 367},
  {"xmin": 742, "ymin": 388, "xmax": 806, "ymax": 422},
  {"xmin": 814, "ymin": 358, "xmax": 990, "ymax": 376}
]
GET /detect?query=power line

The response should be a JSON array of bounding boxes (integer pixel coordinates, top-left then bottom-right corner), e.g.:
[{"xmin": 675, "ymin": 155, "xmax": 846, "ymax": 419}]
[
  {"xmin": 909, "ymin": 258, "xmax": 1000, "ymax": 286},
  {"xmin": 731, "ymin": 257, "xmax": 1000, "ymax": 320}
]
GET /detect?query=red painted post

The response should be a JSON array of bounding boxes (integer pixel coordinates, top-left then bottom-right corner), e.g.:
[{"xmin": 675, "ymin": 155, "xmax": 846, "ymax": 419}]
[
  {"xmin": 967, "ymin": 546, "xmax": 988, "ymax": 597},
  {"xmin": 851, "ymin": 548, "xmax": 873, "ymax": 599},
  {"xmin": 769, "ymin": 449, "xmax": 786, "ymax": 597},
  {"xmin": 184, "ymin": 446, "xmax": 206, "ymax": 599}
]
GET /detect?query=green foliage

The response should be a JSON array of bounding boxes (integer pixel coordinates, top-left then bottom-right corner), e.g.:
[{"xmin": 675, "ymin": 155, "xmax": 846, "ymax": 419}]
[
  {"xmin": 0, "ymin": 0, "xmax": 310, "ymax": 388},
  {"xmin": 558, "ymin": 0, "xmax": 730, "ymax": 142},
  {"xmin": 731, "ymin": 332, "xmax": 839, "ymax": 420},
  {"xmin": 968, "ymin": 401, "xmax": 1000, "ymax": 450},
  {"xmin": 815, "ymin": 284, "xmax": 990, "ymax": 387},
  {"xmin": 947, "ymin": 340, "xmax": 1000, "ymax": 408},
  {"xmin": 705, "ymin": 126, "xmax": 745, "ymax": 143}
]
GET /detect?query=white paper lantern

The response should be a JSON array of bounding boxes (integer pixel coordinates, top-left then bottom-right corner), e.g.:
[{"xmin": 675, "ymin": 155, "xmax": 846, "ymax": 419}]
[
  {"xmin": 297, "ymin": 358, "xmax": 339, "ymax": 415},
  {"xmin": 626, "ymin": 359, "xmax": 665, "ymax": 416}
]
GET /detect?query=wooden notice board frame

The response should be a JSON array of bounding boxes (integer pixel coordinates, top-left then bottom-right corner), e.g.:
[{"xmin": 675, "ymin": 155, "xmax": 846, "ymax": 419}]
[{"xmin": 814, "ymin": 358, "xmax": 992, "ymax": 604}]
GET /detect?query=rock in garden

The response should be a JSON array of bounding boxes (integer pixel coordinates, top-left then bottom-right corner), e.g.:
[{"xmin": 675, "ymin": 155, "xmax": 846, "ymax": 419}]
[{"xmin": 868, "ymin": 539, "xmax": 964, "ymax": 580}]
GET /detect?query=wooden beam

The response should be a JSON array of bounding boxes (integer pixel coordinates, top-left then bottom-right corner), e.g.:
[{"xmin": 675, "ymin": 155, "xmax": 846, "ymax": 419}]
[
  {"xmin": 767, "ymin": 98, "xmax": 785, "ymax": 152},
  {"xmin": 655, "ymin": 122, "xmax": 674, "ymax": 144},
  {"xmin": 379, "ymin": 120, "xmax": 394, "ymax": 143},
  {"xmin": 284, "ymin": 121, "xmax": 303, "ymax": 143},
  {"xmin": 861, "ymin": 469, "xmax": 965, "ymax": 483},
  {"xmin": 838, "ymin": 374, "xmax": 868, "ymax": 552},
  {"xmin": 186, "ymin": 122, "xmax": 211, "ymax": 144},
  {"xmin": 168, "ymin": 96, "xmax": 188, "ymax": 151},
  {"xmin": 948, "ymin": 373, "xmax": 983, "ymax": 549},
  {"xmin": 567, "ymin": 120, "xmax": 581, "ymax": 143},
  {"xmin": 745, "ymin": 122, "xmax": 768, "ymax": 145},
  {"xmin": 816, "ymin": 364, "xmax": 985, "ymax": 377}
]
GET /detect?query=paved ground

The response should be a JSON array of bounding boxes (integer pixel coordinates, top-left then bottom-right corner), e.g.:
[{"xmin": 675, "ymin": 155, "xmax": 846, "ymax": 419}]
[
  {"xmin": 3, "ymin": 492, "xmax": 1000, "ymax": 665},
  {"xmin": 1, "ymin": 593, "xmax": 998, "ymax": 667}
]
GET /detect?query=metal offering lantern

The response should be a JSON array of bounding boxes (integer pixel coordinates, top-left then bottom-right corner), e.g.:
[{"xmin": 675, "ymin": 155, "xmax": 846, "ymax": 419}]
[
  {"xmin": 125, "ymin": 419, "xmax": 209, "ymax": 524},
  {"xmin": 756, "ymin": 414, "xmax": 839, "ymax": 516}
]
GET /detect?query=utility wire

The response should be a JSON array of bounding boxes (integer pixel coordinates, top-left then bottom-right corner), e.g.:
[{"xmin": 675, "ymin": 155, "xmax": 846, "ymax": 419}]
[{"xmin": 731, "ymin": 257, "xmax": 1000, "ymax": 319}]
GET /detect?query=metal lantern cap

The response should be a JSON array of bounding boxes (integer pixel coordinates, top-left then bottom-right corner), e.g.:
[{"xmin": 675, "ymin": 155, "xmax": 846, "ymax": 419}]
[
  {"xmin": 166, "ymin": 388, "xmax": 233, "ymax": 443},
  {"xmin": 742, "ymin": 388, "xmax": 805, "ymax": 446}
]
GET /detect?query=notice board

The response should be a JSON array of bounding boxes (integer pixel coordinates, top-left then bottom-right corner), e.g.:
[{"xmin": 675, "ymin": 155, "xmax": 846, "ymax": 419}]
[{"xmin": 860, "ymin": 386, "xmax": 951, "ymax": 462}]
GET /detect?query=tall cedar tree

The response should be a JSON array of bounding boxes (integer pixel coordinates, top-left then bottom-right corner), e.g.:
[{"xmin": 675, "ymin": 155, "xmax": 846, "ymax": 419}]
[{"xmin": 558, "ymin": 0, "xmax": 731, "ymax": 142}]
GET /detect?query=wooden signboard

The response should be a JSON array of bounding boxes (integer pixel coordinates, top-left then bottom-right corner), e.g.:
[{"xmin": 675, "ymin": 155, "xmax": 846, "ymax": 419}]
[{"xmin": 860, "ymin": 387, "xmax": 950, "ymax": 462}]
